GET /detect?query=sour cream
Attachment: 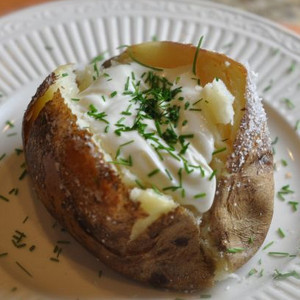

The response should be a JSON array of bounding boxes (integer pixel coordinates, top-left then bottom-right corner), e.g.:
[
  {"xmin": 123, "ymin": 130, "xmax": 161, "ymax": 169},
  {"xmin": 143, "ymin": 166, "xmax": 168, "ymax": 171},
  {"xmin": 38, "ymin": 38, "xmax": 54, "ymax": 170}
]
[{"xmin": 68, "ymin": 62, "xmax": 234, "ymax": 214}]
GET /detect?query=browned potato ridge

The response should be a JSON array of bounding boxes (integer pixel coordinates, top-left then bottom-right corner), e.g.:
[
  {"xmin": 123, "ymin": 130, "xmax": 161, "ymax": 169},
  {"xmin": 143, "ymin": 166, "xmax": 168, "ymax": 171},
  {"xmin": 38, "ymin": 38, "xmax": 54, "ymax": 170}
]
[{"xmin": 22, "ymin": 42, "xmax": 274, "ymax": 290}]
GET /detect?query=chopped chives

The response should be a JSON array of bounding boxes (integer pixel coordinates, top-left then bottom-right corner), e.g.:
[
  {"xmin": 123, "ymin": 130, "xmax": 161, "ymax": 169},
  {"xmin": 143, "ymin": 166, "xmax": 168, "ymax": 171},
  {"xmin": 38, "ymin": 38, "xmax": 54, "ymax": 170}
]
[
  {"xmin": 57, "ymin": 240, "xmax": 71, "ymax": 244},
  {"xmin": 29, "ymin": 245, "xmax": 36, "ymax": 252},
  {"xmin": 277, "ymin": 228, "xmax": 285, "ymax": 238},
  {"xmin": 263, "ymin": 80, "xmax": 273, "ymax": 92},
  {"xmin": 0, "ymin": 195, "xmax": 9, "ymax": 202},
  {"xmin": 19, "ymin": 169, "xmax": 27, "ymax": 180},
  {"xmin": 248, "ymin": 236, "xmax": 255, "ymax": 244},
  {"xmin": 147, "ymin": 168, "xmax": 160, "ymax": 177},
  {"xmin": 50, "ymin": 257, "xmax": 60, "ymax": 262},
  {"xmin": 283, "ymin": 98, "xmax": 295, "ymax": 109},
  {"xmin": 165, "ymin": 169, "xmax": 173, "ymax": 180},
  {"xmin": 209, "ymin": 170, "xmax": 217, "ymax": 181},
  {"xmin": 110, "ymin": 91, "xmax": 117, "ymax": 98},
  {"xmin": 71, "ymin": 98, "xmax": 80, "ymax": 101},
  {"xmin": 194, "ymin": 193, "xmax": 206, "ymax": 199},
  {"xmin": 6, "ymin": 120, "xmax": 14, "ymax": 128},
  {"xmin": 200, "ymin": 295, "xmax": 211, "ymax": 299},
  {"xmin": 15, "ymin": 261, "xmax": 33, "ymax": 277},
  {"xmin": 277, "ymin": 185, "xmax": 294, "ymax": 201},
  {"xmin": 262, "ymin": 241, "xmax": 274, "ymax": 250},
  {"xmin": 0, "ymin": 252, "xmax": 8, "ymax": 257},
  {"xmin": 248, "ymin": 268, "xmax": 258, "ymax": 276},
  {"xmin": 288, "ymin": 201, "xmax": 298, "ymax": 211},
  {"xmin": 268, "ymin": 252, "xmax": 290, "ymax": 257},
  {"xmin": 22, "ymin": 216, "xmax": 29, "ymax": 224},
  {"xmin": 273, "ymin": 269, "xmax": 300, "ymax": 280},
  {"xmin": 0, "ymin": 153, "xmax": 6, "ymax": 161},
  {"xmin": 286, "ymin": 61, "xmax": 296, "ymax": 74},
  {"xmin": 192, "ymin": 36, "xmax": 204, "ymax": 75},
  {"xmin": 227, "ymin": 247, "xmax": 244, "ymax": 253},
  {"xmin": 135, "ymin": 179, "xmax": 145, "ymax": 189},
  {"xmin": 61, "ymin": 73, "xmax": 68, "ymax": 77},
  {"xmin": 281, "ymin": 159, "xmax": 288, "ymax": 167},
  {"xmin": 212, "ymin": 147, "xmax": 227, "ymax": 155},
  {"xmin": 90, "ymin": 52, "xmax": 106, "ymax": 64}
]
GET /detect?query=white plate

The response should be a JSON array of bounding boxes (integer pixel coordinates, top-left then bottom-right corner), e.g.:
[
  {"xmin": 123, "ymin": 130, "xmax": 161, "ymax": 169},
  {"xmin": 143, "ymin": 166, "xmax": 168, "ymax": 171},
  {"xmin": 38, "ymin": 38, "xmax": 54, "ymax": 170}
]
[{"xmin": 0, "ymin": 0, "xmax": 300, "ymax": 299}]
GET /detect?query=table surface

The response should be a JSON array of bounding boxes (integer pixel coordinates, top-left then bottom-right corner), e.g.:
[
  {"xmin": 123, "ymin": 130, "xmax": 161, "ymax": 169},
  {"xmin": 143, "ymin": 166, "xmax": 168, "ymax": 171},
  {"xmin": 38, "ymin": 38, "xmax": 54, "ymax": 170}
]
[{"xmin": 0, "ymin": 0, "xmax": 300, "ymax": 35}]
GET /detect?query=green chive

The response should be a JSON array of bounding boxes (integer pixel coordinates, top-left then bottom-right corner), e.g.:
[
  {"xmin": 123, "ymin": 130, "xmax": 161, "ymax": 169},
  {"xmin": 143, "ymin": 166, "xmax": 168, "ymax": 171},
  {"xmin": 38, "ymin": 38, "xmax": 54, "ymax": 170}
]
[
  {"xmin": 6, "ymin": 120, "xmax": 14, "ymax": 128},
  {"xmin": 286, "ymin": 61, "xmax": 296, "ymax": 74},
  {"xmin": 200, "ymin": 295, "xmax": 212, "ymax": 299},
  {"xmin": 212, "ymin": 147, "xmax": 227, "ymax": 155},
  {"xmin": 281, "ymin": 159, "xmax": 288, "ymax": 167},
  {"xmin": 0, "ymin": 195, "xmax": 9, "ymax": 202},
  {"xmin": 110, "ymin": 91, "xmax": 117, "ymax": 98},
  {"xmin": 165, "ymin": 169, "xmax": 173, "ymax": 180},
  {"xmin": 61, "ymin": 73, "xmax": 68, "ymax": 77},
  {"xmin": 263, "ymin": 80, "xmax": 273, "ymax": 92},
  {"xmin": 0, "ymin": 153, "xmax": 6, "ymax": 161},
  {"xmin": 192, "ymin": 36, "xmax": 204, "ymax": 75},
  {"xmin": 194, "ymin": 193, "xmax": 206, "ymax": 199},
  {"xmin": 0, "ymin": 252, "xmax": 8, "ymax": 257},
  {"xmin": 248, "ymin": 268, "xmax": 258, "ymax": 276},
  {"xmin": 18, "ymin": 169, "xmax": 27, "ymax": 181},
  {"xmin": 29, "ymin": 245, "xmax": 36, "ymax": 252},
  {"xmin": 127, "ymin": 49, "xmax": 163, "ymax": 72},
  {"xmin": 283, "ymin": 98, "xmax": 295, "ymax": 109},
  {"xmin": 71, "ymin": 98, "xmax": 80, "ymax": 102},
  {"xmin": 288, "ymin": 201, "xmax": 298, "ymax": 211},
  {"xmin": 263, "ymin": 241, "xmax": 274, "ymax": 250},
  {"xmin": 277, "ymin": 185, "xmax": 294, "ymax": 201},
  {"xmin": 50, "ymin": 257, "xmax": 60, "ymax": 262},
  {"xmin": 182, "ymin": 120, "xmax": 188, "ymax": 126},
  {"xmin": 273, "ymin": 269, "xmax": 300, "ymax": 280},
  {"xmin": 189, "ymin": 108, "xmax": 202, "ymax": 112},
  {"xmin": 22, "ymin": 216, "xmax": 29, "ymax": 224},
  {"xmin": 57, "ymin": 240, "xmax": 71, "ymax": 244},
  {"xmin": 227, "ymin": 247, "xmax": 244, "ymax": 253},
  {"xmin": 277, "ymin": 228, "xmax": 285, "ymax": 238},
  {"xmin": 268, "ymin": 252, "xmax": 289, "ymax": 257},
  {"xmin": 248, "ymin": 236, "xmax": 255, "ymax": 244},
  {"xmin": 135, "ymin": 179, "xmax": 145, "ymax": 189},
  {"xmin": 209, "ymin": 170, "xmax": 217, "ymax": 181},
  {"xmin": 90, "ymin": 52, "xmax": 106, "ymax": 64},
  {"xmin": 15, "ymin": 261, "xmax": 33, "ymax": 277},
  {"xmin": 147, "ymin": 168, "xmax": 160, "ymax": 177}
]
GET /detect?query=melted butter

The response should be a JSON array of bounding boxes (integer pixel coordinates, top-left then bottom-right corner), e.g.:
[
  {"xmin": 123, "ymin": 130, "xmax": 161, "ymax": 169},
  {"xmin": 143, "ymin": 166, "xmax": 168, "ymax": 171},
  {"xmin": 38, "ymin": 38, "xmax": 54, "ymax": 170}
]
[{"xmin": 68, "ymin": 62, "xmax": 234, "ymax": 214}]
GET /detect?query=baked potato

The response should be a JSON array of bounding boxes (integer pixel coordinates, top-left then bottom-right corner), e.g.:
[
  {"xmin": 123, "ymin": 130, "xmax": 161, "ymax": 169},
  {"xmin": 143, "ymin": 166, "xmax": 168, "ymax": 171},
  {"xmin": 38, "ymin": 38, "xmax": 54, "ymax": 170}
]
[{"xmin": 22, "ymin": 41, "xmax": 274, "ymax": 290}]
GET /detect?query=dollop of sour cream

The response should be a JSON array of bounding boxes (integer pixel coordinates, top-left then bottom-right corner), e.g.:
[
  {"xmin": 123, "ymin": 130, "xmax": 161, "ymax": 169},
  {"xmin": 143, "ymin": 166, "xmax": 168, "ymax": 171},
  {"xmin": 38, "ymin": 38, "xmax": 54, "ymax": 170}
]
[{"xmin": 68, "ymin": 62, "xmax": 234, "ymax": 215}]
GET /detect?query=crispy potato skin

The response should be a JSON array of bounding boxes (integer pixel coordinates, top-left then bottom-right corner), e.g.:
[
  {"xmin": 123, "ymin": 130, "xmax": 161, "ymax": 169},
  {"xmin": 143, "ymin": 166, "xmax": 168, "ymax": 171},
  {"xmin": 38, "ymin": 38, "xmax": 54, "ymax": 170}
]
[{"xmin": 22, "ymin": 43, "xmax": 274, "ymax": 290}]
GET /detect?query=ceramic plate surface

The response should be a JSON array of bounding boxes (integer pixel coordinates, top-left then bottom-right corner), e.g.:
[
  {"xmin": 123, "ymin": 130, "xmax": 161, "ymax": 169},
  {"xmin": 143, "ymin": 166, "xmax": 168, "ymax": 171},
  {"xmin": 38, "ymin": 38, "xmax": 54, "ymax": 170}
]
[{"xmin": 0, "ymin": 0, "xmax": 300, "ymax": 299}]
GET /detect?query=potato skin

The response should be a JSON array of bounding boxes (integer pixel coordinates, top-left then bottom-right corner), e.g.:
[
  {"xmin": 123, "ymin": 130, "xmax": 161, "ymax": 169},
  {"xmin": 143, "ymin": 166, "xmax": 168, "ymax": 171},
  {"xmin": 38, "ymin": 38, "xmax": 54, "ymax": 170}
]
[{"xmin": 22, "ymin": 44, "xmax": 274, "ymax": 290}]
